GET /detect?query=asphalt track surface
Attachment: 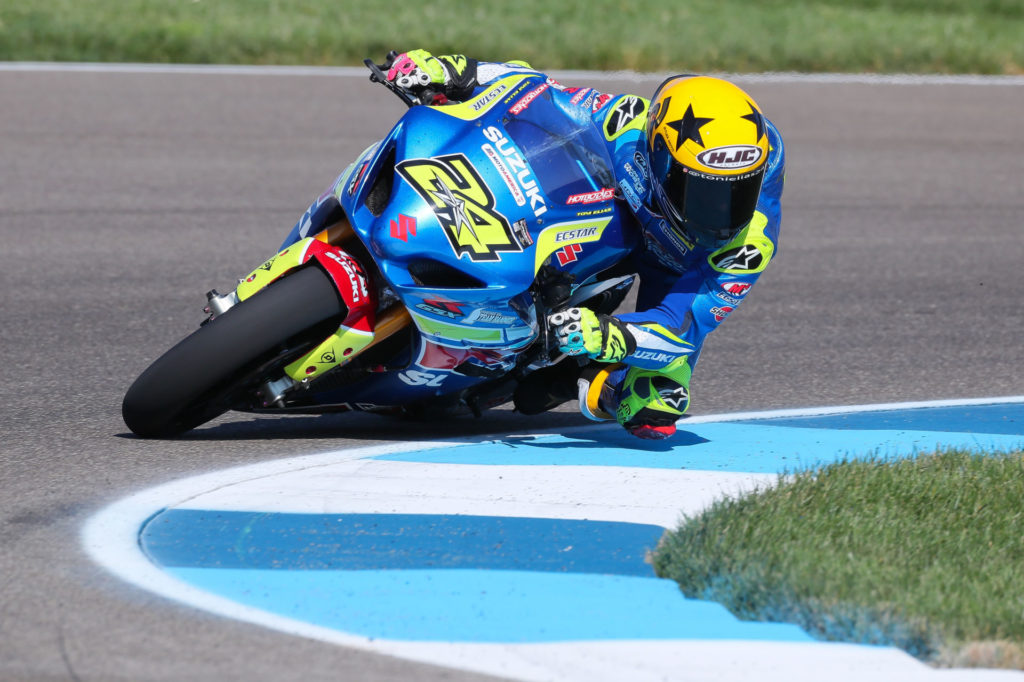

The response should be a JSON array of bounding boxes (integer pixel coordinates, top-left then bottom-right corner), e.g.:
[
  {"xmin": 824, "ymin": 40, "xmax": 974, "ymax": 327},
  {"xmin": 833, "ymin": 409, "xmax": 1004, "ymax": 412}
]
[{"xmin": 1, "ymin": 66, "xmax": 1022, "ymax": 681}]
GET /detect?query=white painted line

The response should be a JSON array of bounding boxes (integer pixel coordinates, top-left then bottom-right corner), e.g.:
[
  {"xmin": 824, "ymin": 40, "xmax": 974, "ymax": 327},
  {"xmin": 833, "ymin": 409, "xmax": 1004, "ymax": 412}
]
[
  {"xmin": 81, "ymin": 397, "xmax": 1024, "ymax": 682},
  {"xmin": 680, "ymin": 394, "xmax": 1024, "ymax": 425},
  {"xmin": 4, "ymin": 61, "xmax": 1024, "ymax": 86},
  {"xmin": 170, "ymin": 461, "xmax": 773, "ymax": 527}
]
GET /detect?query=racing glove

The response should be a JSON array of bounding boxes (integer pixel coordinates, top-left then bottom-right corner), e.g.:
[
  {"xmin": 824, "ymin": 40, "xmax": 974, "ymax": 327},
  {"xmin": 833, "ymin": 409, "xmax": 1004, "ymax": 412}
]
[
  {"xmin": 386, "ymin": 50, "xmax": 478, "ymax": 101},
  {"xmin": 548, "ymin": 307, "xmax": 636, "ymax": 363}
]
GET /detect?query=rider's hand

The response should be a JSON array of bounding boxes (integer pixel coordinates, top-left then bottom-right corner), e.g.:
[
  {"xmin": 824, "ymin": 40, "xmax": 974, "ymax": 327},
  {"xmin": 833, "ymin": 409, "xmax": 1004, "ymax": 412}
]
[
  {"xmin": 548, "ymin": 307, "xmax": 635, "ymax": 363},
  {"xmin": 386, "ymin": 50, "xmax": 449, "ymax": 91},
  {"xmin": 386, "ymin": 50, "xmax": 478, "ymax": 102}
]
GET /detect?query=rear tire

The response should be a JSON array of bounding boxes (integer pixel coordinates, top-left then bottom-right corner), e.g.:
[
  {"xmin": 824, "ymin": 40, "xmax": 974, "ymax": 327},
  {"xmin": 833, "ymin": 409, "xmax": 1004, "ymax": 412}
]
[{"xmin": 122, "ymin": 265, "xmax": 345, "ymax": 438}]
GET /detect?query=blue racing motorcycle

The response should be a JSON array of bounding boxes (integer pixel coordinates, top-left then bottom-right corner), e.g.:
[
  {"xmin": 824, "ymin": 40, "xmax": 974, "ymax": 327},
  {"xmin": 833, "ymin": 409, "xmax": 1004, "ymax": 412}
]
[{"xmin": 122, "ymin": 55, "xmax": 639, "ymax": 437}]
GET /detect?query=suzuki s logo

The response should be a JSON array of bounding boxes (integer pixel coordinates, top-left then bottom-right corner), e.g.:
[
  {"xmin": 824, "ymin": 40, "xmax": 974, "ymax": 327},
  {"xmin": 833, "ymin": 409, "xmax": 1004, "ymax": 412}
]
[
  {"xmin": 697, "ymin": 145, "xmax": 763, "ymax": 170},
  {"xmin": 397, "ymin": 154, "xmax": 522, "ymax": 262}
]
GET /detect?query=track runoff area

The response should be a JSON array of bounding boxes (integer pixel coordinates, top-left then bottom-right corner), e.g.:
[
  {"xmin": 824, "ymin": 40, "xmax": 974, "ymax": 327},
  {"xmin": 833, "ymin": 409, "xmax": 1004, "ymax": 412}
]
[
  {"xmin": 43, "ymin": 62, "xmax": 1019, "ymax": 680},
  {"xmin": 85, "ymin": 397, "xmax": 1024, "ymax": 682}
]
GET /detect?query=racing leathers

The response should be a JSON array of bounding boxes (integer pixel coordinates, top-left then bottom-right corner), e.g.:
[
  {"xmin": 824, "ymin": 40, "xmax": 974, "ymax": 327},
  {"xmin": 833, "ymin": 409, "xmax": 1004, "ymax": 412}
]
[{"xmin": 389, "ymin": 53, "xmax": 786, "ymax": 439}]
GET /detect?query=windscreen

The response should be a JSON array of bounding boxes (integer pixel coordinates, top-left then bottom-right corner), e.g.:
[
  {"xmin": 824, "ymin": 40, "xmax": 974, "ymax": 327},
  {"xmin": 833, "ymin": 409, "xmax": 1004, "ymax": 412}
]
[{"xmin": 502, "ymin": 90, "xmax": 616, "ymax": 203}]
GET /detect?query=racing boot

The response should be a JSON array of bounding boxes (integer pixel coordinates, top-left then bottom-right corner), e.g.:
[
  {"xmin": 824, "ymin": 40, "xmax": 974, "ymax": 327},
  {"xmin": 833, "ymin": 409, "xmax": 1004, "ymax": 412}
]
[
  {"xmin": 576, "ymin": 363, "xmax": 619, "ymax": 422},
  {"xmin": 578, "ymin": 363, "xmax": 692, "ymax": 440}
]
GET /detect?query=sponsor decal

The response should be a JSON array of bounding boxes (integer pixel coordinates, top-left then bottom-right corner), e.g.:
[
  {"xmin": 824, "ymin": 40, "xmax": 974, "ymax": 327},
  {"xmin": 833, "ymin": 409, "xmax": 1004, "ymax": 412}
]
[
  {"xmin": 545, "ymin": 77, "xmax": 567, "ymax": 91},
  {"xmin": 570, "ymin": 88, "xmax": 592, "ymax": 106},
  {"xmin": 623, "ymin": 162, "xmax": 645, "ymax": 193},
  {"xmin": 653, "ymin": 377, "xmax": 689, "ymax": 410},
  {"xmin": 323, "ymin": 251, "xmax": 369, "ymax": 302},
  {"xmin": 415, "ymin": 300, "xmax": 463, "ymax": 320},
  {"xmin": 633, "ymin": 350, "xmax": 674, "ymax": 364},
  {"xmin": 604, "ymin": 96, "xmax": 647, "ymax": 139},
  {"xmin": 632, "ymin": 151, "xmax": 648, "ymax": 173},
  {"xmin": 389, "ymin": 214, "xmax": 417, "ymax": 242},
  {"xmin": 659, "ymin": 219, "xmax": 694, "ymax": 254},
  {"xmin": 581, "ymin": 90, "xmax": 596, "ymax": 111},
  {"xmin": 481, "ymin": 143, "xmax": 526, "ymax": 207},
  {"xmin": 510, "ymin": 83, "xmax": 549, "ymax": 115},
  {"xmin": 512, "ymin": 218, "xmax": 533, "ymax": 247},
  {"xmin": 396, "ymin": 154, "xmax": 522, "ymax": 262},
  {"xmin": 619, "ymin": 179, "xmax": 641, "ymax": 211},
  {"xmin": 696, "ymin": 145, "xmax": 764, "ymax": 170},
  {"xmin": 713, "ymin": 291, "xmax": 743, "ymax": 306},
  {"xmin": 462, "ymin": 308, "xmax": 518, "ymax": 325},
  {"xmin": 575, "ymin": 206, "xmax": 613, "ymax": 217},
  {"xmin": 711, "ymin": 244, "xmax": 764, "ymax": 271},
  {"xmin": 710, "ymin": 305, "xmax": 734, "ymax": 322},
  {"xmin": 482, "ymin": 126, "xmax": 548, "ymax": 219},
  {"xmin": 554, "ymin": 225, "xmax": 600, "ymax": 243},
  {"xmin": 533, "ymin": 217, "xmax": 610, "ymax": 272},
  {"xmin": 592, "ymin": 92, "xmax": 612, "ymax": 113},
  {"xmin": 566, "ymin": 188, "xmax": 615, "ymax": 205},
  {"xmin": 398, "ymin": 369, "xmax": 447, "ymax": 387},
  {"xmin": 556, "ymin": 243, "xmax": 583, "ymax": 266},
  {"xmin": 723, "ymin": 281, "xmax": 752, "ymax": 298},
  {"xmin": 470, "ymin": 83, "xmax": 508, "ymax": 112}
]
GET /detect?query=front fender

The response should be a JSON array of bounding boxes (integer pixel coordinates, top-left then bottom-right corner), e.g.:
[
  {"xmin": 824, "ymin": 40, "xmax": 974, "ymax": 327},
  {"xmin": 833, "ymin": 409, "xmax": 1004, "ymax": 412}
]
[{"xmin": 235, "ymin": 238, "xmax": 379, "ymax": 382}]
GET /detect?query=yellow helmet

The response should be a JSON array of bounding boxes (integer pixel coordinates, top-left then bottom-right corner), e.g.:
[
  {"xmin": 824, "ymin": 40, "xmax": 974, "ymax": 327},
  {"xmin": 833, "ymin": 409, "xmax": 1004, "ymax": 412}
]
[{"xmin": 646, "ymin": 76, "xmax": 769, "ymax": 248}]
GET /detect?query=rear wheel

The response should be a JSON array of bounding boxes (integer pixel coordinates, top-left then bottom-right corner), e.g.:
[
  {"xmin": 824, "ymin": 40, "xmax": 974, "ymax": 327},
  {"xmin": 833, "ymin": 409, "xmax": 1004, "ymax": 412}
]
[{"xmin": 122, "ymin": 265, "xmax": 345, "ymax": 437}]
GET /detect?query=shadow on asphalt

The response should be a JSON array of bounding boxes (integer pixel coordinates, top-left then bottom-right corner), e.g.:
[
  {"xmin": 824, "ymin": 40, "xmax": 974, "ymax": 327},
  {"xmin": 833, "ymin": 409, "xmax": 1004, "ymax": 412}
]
[
  {"xmin": 113, "ymin": 408, "xmax": 716, "ymax": 454},
  {"xmin": 112, "ymin": 407, "xmax": 595, "ymax": 443}
]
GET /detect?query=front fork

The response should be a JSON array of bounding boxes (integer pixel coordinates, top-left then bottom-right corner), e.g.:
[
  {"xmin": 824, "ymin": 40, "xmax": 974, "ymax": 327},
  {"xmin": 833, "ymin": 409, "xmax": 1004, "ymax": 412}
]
[{"xmin": 206, "ymin": 223, "xmax": 411, "ymax": 407}]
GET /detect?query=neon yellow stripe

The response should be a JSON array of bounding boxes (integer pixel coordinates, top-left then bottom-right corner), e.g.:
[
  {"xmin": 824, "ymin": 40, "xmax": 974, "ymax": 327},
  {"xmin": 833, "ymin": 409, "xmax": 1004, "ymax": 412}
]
[
  {"xmin": 433, "ymin": 76, "xmax": 533, "ymax": 121},
  {"xmin": 533, "ymin": 217, "xmax": 612, "ymax": 272}
]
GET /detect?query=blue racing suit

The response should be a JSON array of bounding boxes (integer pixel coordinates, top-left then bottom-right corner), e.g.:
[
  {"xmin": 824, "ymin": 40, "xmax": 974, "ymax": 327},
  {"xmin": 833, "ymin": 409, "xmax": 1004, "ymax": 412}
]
[{"xmin": 458, "ymin": 59, "xmax": 786, "ymax": 427}]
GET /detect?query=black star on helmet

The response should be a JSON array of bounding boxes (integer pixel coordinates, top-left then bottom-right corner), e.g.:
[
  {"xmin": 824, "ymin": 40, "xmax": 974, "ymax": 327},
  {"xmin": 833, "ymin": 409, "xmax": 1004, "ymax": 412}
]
[
  {"xmin": 741, "ymin": 100, "xmax": 766, "ymax": 143},
  {"xmin": 666, "ymin": 104, "xmax": 713, "ymax": 150}
]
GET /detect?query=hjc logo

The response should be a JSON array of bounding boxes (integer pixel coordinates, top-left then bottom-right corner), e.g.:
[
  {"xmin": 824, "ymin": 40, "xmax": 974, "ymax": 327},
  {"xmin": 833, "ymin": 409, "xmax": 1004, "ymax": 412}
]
[{"xmin": 697, "ymin": 145, "xmax": 763, "ymax": 170}]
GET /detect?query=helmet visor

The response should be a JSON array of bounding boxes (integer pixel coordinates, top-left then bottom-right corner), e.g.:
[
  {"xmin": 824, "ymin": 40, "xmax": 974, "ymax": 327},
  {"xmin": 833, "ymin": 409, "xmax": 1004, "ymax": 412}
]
[{"xmin": 650, "ymin": 137, "xmax": 765, "ymax": 248}]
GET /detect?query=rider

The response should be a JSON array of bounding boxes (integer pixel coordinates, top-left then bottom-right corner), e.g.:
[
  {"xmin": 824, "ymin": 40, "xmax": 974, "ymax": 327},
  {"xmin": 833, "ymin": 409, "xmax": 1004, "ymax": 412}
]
[{"xmin": 385, "ymin": 51, "xmax": 786, "ymax": 440}]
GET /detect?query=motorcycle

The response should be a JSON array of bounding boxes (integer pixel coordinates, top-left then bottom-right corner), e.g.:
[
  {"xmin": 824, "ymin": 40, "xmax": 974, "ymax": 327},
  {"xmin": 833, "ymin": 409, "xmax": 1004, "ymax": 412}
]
[{"xmin": 122, "ymin": 55, "xmax": 639, "ymax": 437}]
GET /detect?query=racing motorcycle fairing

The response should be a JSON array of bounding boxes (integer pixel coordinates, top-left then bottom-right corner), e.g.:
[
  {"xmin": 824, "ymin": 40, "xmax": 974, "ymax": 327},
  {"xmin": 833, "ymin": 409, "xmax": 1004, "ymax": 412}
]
[
  {"xmin": 198, "ymin": 68, "xmax": 643, "ymax": 415},
  {"xmin": 329, "ymin": 75, "xmax": 636, "ymax": 349}
]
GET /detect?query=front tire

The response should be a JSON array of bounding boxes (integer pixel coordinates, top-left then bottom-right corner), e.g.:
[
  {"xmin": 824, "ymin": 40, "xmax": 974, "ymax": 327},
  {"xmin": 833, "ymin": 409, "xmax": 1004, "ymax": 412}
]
[{"xmin": 122, "ymin": 265, "xmax": 345, "ymax": 437}]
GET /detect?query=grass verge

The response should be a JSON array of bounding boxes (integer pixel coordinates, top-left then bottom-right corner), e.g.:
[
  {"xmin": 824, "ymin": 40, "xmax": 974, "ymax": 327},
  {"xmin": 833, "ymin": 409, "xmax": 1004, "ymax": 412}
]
[
  {"xmin": 0, "ymin": 1, "xmax": 1022, "ymax": 74},
  {"xmin": 651, "ymin": 448, "xmax": 1024, "ymax": 668}
]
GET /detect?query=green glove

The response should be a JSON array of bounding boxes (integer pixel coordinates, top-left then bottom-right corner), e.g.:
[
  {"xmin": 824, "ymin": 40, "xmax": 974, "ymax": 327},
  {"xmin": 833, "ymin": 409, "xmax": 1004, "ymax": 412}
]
[
  {"xmin": 386, "ymin": 50, "xmax": 448, "ymax": 89},
  {"xmin": 386, "ymin": 51, "xmax": 477, "ymax": 100},
  {"xmin": 548, "ymin": 307, "xmax": 636, "ymax": 362}
]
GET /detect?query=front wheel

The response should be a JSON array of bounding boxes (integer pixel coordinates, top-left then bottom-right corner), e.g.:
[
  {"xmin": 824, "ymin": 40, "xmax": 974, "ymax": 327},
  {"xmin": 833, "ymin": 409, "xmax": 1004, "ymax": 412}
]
[{"xmin": 122, "ymin": 265, "xmax": 345, "ymax": 438}]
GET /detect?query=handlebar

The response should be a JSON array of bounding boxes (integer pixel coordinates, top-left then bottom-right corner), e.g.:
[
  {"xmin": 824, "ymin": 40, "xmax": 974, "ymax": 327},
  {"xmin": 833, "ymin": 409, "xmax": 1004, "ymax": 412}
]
[{"xmin": 364, "ymin": 52, "xmax": 445, "ymax": 109}]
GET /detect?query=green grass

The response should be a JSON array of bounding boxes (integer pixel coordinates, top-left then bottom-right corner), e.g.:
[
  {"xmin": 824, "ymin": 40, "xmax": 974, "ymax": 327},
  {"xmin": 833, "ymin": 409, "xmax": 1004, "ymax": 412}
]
[
  {"xmin": 1, "ymin": 0, "xmax": 1022, "ymax": 74},
  {"xmin": 651, "ymin": 448, "xmax": 1024, "ymax": 667}
]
